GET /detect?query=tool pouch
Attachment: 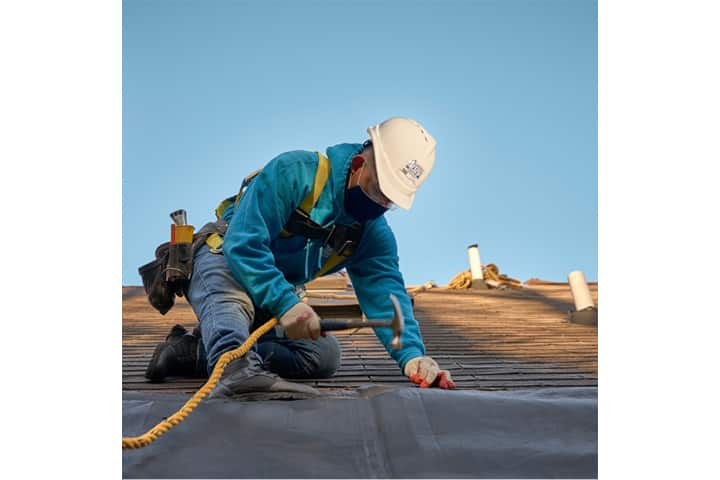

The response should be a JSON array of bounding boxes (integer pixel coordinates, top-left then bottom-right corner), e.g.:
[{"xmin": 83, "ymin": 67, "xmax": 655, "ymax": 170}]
[
  {"xmin": 138, "ymin": 242, "xmax": 177, "ymax": 315},
  {"xmin": 165, "ymin": 241, "xmax": 194, "ymax": 287},
  {"xmin": 138, "ymin": 220, "xmax": 227, "ymax": 315}
]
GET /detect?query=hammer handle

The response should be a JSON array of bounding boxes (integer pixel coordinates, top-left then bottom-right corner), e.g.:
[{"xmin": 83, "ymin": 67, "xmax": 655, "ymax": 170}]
[{"xmin": 320, "ymin": 319, "xmax": 393, "ymax": 331}]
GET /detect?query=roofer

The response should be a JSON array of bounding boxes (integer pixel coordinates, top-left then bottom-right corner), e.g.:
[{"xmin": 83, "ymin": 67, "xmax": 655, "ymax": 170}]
[{"xmin": 145, "ymin": 117, "xmax": 456, "ymax": 397}]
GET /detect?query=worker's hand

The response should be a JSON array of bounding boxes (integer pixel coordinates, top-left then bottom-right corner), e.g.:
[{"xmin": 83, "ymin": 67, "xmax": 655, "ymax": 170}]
[
  {"xmin": 279, "ymin": 302, "xmax": 321, "ymax": 340},
  {"xmin": 404, "ymin": 356, "xmax": 456, "ymax": 389}
]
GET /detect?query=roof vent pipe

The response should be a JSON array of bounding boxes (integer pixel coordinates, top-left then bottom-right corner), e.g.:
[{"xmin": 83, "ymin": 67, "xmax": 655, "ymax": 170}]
[
  {"xmin": 567, "ymin": 270, "xmax": 597, "ymax": 325},
  {"xmin": 568, "ymin": 271, "xmax": 594, "ymax": 310},
  {"xmin": 467, "ymin": 244, "xmax": 488, "ymax": 289}
]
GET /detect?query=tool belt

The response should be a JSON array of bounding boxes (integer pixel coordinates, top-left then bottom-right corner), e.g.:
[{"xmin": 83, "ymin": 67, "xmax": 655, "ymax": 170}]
[
  {"xmin": 138, "ymin": 220, "xmax": 228, "ymax": 315},
  {"xmin": 139, "ymin": 211, "xmax": 359, "ymax": 315}
]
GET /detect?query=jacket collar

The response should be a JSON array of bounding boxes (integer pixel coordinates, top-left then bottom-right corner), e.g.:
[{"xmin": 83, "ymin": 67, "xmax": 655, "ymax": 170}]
[{"xmin": 325, "ymin": 143, "xmax": 363, "ymax": 224}]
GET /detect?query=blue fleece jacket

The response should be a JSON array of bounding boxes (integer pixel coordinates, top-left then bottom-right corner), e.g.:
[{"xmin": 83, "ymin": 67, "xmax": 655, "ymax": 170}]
[{"xmin": 218, "ymin": 143, "xmax": 426, "ymax": 371}]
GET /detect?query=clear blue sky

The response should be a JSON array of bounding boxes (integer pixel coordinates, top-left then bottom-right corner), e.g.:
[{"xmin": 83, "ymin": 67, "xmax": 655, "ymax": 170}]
[{"xmin": 122, "ymin": 0, "xmax": 597, "ymax": 286}]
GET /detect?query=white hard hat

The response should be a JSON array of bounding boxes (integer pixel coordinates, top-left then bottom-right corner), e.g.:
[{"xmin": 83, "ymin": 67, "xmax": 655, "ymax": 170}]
[{"xmin": 367, "ymin": 117, "xmax": 436, "ymax": 210}]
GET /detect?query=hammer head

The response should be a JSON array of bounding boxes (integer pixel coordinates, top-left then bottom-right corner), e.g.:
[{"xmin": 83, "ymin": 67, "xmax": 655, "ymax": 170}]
[{"xmin": 388, "ymin": 293, "xmax": 404, "ymax": 350}]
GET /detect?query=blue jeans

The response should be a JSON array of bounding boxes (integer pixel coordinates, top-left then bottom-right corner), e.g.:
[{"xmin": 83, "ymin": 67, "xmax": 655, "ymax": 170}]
[{"xmin": 187, "ymin": 244, "xmax": 342, "ymax": 378}]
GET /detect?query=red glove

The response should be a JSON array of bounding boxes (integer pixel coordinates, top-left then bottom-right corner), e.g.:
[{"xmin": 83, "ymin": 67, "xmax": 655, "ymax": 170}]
[{"xmin": 404, "ymin": 356, "xmax": 456, "ymax": 389}]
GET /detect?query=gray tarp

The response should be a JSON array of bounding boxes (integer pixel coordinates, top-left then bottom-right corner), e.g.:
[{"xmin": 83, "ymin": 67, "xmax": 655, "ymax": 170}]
[{"xmin": 123, "ymin": 386, "xmax": 597, "ymax": 478}]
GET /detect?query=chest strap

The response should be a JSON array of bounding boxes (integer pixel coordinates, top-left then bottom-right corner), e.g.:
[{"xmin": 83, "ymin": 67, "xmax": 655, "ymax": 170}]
[{"xmin": 283, "ymin": 208, "xmax": 363, "ymax": 257}]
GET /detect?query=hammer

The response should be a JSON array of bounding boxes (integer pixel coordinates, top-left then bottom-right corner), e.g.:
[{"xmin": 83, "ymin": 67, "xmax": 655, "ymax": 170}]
[{"xmin": 320, "ymin": 293, "xmax": 404, "ymax": 349}]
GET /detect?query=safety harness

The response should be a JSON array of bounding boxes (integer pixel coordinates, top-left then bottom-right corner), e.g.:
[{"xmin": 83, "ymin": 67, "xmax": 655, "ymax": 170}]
[{"xmin": 205, "ymin": 152, "xmax": 363, "ymax": 278}]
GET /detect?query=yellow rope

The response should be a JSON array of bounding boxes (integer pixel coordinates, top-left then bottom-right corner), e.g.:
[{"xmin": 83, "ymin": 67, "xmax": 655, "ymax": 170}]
[
  {"xmin": 484, "ymin": 264, "xmax": 501, "ymax": 282},
  {"xmin": 407, "ymin": 280, "xmax": 437, "ymax": 296},
  {"xmin": 484, "ymin": 264, "xmax": 522, "ymax": 286},
  {"xmin": 447, "ymin": 264, "xmax": 522, "ymax": 289},
  {"xmin": 122, "ymin": 317, "xmax": 278, "ymax": 449},
  {"xmin": 448, "ymin": 270, "xmax": 473, "ymax": 289}
]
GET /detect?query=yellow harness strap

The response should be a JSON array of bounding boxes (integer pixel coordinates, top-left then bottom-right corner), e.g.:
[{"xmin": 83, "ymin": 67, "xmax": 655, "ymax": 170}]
[
  {"xmin": 315, "ymin": 251, "xmax": 347, "ymax": 278},
  {"xmin": 302, "ymin": 154, "xmax": 331, "ymax": 213},
  {"xmin": 279, "ymin": 153, "xmax": 330, "ymax": 237},
  {"xmin": 214, "ymin": 196, "xmax": 235, "ymax": 221},
  {"xmin": 213, "ymin": 168, "xmax": 263, "ymax": 220}
]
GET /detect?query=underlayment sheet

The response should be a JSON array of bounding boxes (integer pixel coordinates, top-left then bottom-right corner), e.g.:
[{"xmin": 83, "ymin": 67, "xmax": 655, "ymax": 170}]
[{"xmin": 123, "ymin": 386, "xmax": 597, "ymax": 479}]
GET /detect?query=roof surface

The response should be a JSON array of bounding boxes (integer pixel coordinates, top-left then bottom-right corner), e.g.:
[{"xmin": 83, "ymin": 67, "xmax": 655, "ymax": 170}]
[
  {"xmin": 122, "ymin": 282, "xmax": 598, "ymax": 392},
  {"xmin": 123, "ymin": 282, "xmax": 598, "ymax": 478}
]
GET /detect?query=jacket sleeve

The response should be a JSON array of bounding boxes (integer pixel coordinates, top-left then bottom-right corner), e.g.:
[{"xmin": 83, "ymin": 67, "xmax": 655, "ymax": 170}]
[
  {"xmin": 221, "ymin": 153, "xmax": 312, "ymax": 318},
  {"xmin": 346, "ymin": 217, "xmax": 426, "ymax": 372}
]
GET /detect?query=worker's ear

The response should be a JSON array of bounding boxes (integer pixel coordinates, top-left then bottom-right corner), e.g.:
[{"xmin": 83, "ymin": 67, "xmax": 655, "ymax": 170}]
[{"xmin": 350, "ymin": 155, "xmax": 365, "ymax": 173}]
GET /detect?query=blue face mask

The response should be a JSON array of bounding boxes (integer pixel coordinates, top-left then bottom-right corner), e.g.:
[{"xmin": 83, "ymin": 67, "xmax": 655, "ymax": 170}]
[{"xmin": 345, "ymin": 185, "xmax": 388, "ymax": 222}]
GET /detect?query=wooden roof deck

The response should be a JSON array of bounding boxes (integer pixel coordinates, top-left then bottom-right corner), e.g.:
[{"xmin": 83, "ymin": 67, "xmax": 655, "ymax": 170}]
[{"xmin": 123, "ymin": 283, "xmax": 598, "ymax": 393}]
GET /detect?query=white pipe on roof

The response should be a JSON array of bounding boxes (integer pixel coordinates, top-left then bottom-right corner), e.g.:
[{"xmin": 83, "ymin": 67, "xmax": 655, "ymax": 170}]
[
  {"xmin": 467, "ymin": 244, "xmax": 484, "ymax": 281},
  {"xmin": 568, "ymin": 270, "xmax": 594, "ymax": 311}
]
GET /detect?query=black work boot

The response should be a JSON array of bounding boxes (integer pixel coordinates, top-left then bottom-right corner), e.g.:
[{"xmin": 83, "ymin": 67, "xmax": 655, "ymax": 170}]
[
  {"xmin": 145, "ymin": 324, "xmax": 202, "ymax": 382},
  {"xmin": 207, "ymin": 352, "xmax": 320, "ymax": 401}
]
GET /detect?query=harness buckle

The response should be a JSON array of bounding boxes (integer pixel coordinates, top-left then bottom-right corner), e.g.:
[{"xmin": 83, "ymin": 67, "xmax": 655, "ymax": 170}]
[
  {"xmin": 336, "ymin": 240, "xmax": 355, "ymax": 257},
  {"xmin": 324, "ymin": 224, "xmax": 356, "ymax": 256}
]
